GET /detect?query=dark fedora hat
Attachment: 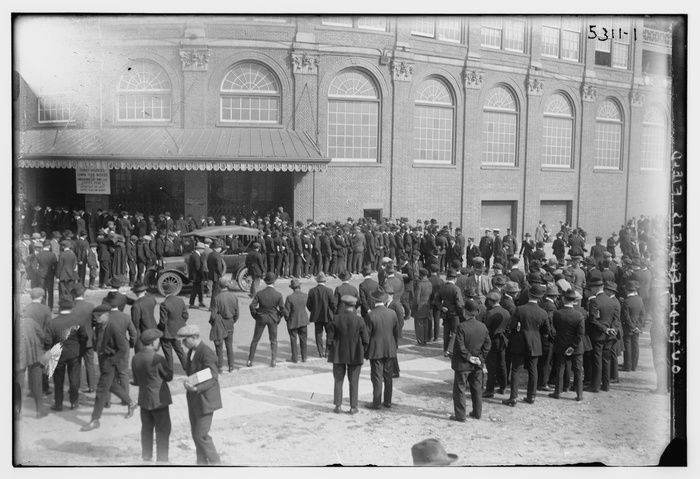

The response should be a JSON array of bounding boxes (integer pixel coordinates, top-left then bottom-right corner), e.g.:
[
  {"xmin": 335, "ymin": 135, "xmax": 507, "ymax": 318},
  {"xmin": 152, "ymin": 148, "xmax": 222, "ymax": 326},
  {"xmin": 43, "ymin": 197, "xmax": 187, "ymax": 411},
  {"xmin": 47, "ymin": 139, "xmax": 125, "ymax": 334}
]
[
  {"xmin": 528, "ymin": 283, "xmax": 546, "ymax": 298},
  {"xmin": 588, "ymin": 277, "xmax": 604, "ymax": 288},
  {"xmin": 411, "ymin": 438, "xmax": 458, "ymax": 466},
  {"xmin": 563, "ymin": 289, "xmax": 578, "ymax": 301},
  {"xmin": 264, "ymin": 272, "xmax": 277, "ymax": 284},
  {"xmin": 370, "ymin": 288, "xmax": 388, "ymax": 304}
]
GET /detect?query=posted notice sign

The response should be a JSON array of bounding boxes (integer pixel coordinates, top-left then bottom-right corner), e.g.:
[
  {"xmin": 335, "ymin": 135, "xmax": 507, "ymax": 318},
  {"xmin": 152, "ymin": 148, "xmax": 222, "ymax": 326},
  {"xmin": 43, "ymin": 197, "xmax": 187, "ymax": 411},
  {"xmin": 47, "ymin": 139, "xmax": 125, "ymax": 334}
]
[{"xmin": 76, "ymin": 167, "xmax": 110, "ymax": 195}]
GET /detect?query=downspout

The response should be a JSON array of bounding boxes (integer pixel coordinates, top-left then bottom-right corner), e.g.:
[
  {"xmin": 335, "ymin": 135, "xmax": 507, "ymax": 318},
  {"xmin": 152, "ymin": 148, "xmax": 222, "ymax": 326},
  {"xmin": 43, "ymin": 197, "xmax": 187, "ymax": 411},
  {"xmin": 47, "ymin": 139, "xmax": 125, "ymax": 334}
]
[
  {"xmin": 388, "ymin": 23, "xmax": 398, "ymax": 218},
  {"xmin": 623, "ymin": 21, "xmax": 636, "ymax": 223},
  {"xmin": 575, "ymin": 29, "xmax": 588, "ymax": 228},
  {"xmin": 458, "ymin": 20, "xmax": 468, "ymax": 231}
]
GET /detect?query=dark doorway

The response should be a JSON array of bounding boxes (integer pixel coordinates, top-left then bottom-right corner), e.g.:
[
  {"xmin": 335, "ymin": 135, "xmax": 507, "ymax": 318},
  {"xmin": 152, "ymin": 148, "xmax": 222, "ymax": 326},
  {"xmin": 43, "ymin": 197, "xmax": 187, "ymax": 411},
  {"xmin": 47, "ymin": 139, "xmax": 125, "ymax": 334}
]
[
  {"xmin": 26, "ymin": 168, "xmax": 85, "ymax": 210},
  {"xmin": 363, "ymin": 209, "xmax": 382, "ymax": 222},
  {"xmin": 208, "ymin": 171, "xmax": 293, "ymax": 221},
  {"xmin": 110, "ymin": 170, "xmax": 185, "ymax": 216}
]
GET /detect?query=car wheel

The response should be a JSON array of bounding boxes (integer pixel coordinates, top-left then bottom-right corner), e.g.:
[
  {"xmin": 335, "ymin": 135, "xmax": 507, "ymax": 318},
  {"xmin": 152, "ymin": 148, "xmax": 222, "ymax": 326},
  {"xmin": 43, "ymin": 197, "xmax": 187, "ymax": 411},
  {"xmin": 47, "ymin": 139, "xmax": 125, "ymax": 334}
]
[
  {"xmin": 236, "ymin": 266, "xmax": 251, "ymax": 293},
  {"xmin": 157, "ymin": 271, "xmax": 183, "ymax": 296}
]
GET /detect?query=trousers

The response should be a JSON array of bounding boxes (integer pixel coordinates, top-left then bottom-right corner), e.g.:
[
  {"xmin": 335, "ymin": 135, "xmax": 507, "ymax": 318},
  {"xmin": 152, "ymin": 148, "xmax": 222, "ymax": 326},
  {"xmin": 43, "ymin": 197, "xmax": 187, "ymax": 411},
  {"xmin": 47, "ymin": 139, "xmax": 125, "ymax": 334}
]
[
  {"xmin": 140, "ymin": 406, "xmax": 171, "ymax": 462},
  {"xmin": 92, "ymin": 354, "xmax": 131, "ymax": 421},
  {"xmin": 453, "ymin": 368, "xmax": 483, "ymax": 419},
  {"xmin": 288, "ymin": 326, "xmax": 308, "ymax": 362},
  {"xmin": 314, "ymin": 322, "xmax": 330, "ymax": 357},
  {"xmin": 590, "ymin": 339, "xmax": 614, "ymax": 391},
  {"xmin": 81, "ymin": 347, "xmax": 96, "ymax": 390},
  {"xmin": 509, "ymin": 354, "xmax": 539, "ymax": 400},
  {"xmin": 53, "ymin": 356, "xmax": 81, "ymax": 407},
  {"xmin": 161, "ymin": 338, "xmax": 187, "ymax": 374},
  {"xmin": 623, "ymin": 333, "xmax": 640, "ymax": 370},
  {"xmin": 214, "ymin": 332, "xmax": 235, "ymax": 370},
  {"xmin": 369, "ymin": 358, "xmax": 394, "ymax": 406},
  {"xmin": 189, "ymin": 281, "xmax": 203, "ymax": 306},
  {"xmin": 485, "ymin": 347, "xmax": 507, "ymax": 392},
  {"xmin": 248, "ymin": 317, "xmax": 278, "ymax": 363},
  {"xmin": 187, "ymin": 410, "xmax": 220, "ymax": 465},
  {"xmin": 333, "ymin": 363, "xmax": 361, "ymax": 408},
  {"xmin": 537, "ymin": 341, "xmax": 554, "ymax": 388},
  {"xmin": 553, "ymin": 353, "xmax": 583, "ymax": 397}
]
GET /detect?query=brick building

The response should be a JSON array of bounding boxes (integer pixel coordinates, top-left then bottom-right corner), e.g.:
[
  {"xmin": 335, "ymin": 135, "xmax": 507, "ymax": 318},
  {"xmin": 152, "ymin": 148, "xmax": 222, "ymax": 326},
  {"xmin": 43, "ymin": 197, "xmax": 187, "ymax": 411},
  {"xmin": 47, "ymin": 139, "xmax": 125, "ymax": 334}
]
[{"xmin": 14, "ymin": 15, "xmax": 676, "ymax": 238}]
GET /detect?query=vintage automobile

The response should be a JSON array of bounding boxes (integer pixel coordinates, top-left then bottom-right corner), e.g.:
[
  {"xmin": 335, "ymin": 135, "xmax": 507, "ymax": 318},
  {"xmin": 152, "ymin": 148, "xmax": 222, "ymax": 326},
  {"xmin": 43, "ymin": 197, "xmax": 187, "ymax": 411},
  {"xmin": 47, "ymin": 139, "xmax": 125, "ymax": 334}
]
[{"xmin": 145, "ymin": 225, "xmax": 261, "ymax": 296}]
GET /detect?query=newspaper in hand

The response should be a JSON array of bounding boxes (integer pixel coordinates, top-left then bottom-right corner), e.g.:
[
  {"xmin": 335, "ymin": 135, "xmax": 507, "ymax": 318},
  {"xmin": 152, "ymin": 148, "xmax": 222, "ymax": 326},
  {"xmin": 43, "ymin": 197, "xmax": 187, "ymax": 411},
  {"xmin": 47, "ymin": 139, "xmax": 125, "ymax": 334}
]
[
  {"xmin": 43, "ymin": 343, "xmax": 63, "ymax": 379},
  {"xmin": 186, "ymin": 367, "xmax": 213, "ymax": 388}
]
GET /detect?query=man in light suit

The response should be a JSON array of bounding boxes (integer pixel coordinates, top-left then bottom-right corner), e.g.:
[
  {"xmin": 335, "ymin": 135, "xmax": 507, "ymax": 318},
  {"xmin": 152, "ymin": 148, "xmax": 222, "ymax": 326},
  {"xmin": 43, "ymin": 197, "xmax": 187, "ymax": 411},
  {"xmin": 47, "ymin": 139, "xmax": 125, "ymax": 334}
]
[
  {"xmin": 364, "ymin": 289, "xmax": 399, "ymax": 410},
  {"xmin": 178, "ymin": 324, "xmax": 222, "ymax": 465},
  {"xmin": 465, "ymin": 258, "xmax": 491, "ymax": 304},
  {"xmin": 327, "ymin": 295, "xmax": 369, "ymax": 414}
]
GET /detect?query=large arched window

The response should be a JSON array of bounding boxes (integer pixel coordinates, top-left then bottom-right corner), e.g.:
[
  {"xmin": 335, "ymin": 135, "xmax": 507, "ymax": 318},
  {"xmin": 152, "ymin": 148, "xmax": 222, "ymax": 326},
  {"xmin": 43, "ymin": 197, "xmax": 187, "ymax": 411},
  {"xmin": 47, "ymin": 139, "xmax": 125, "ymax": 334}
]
[
  {"xmin": 414, "ymin": 78, "xmax": 455, "ymax": 163},
  {"xmin": 542, "ymin": 93, "xmax": 574, "ymax": 168},
  {"xmin": 594, "ymin": 99, "xmax": 623, "ymax": 169},
  {"xmin": 327, "ymin": 69, "xmax": 380, "ymax": 161},
  {"xmin": 640, "ymin": 106, "xmax": 667, "ymax": 170},
  {"xmin": 220, "ymin": 63, "xmax": 280, "ymax": 124},
  {"xmin": 117, "ymin": 60, "xmax": 171, "ymax": 121},
  {"xmin": 482, "ymin": 86, "xmax": 518, "ymax": 166}
]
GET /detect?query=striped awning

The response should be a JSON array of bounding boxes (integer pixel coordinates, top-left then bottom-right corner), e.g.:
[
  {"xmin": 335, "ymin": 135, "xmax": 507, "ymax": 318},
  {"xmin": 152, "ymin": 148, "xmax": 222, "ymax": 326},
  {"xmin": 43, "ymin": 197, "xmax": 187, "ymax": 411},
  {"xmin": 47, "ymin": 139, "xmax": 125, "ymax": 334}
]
[{"xmin": 17, "ymin": 127, "xmax": 329, "ymax": 172}]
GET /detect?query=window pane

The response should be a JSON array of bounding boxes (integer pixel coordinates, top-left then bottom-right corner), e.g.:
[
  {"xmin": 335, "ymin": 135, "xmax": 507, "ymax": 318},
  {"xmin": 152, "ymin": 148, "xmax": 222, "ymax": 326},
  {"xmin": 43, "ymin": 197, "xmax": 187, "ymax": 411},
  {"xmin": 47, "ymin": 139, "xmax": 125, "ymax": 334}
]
[
  {"xmin": 322, "ymin": 16, "xmax": 352, "ymax": 27},
  {"xmin": 561, "ymin": 30, "xmax": 580, "ymax": 61},
  {"xmin": 357, "ymin": 16, "xmax": 386, "ymax": 31},
  {"xmin": 329, "ymin": 70, "xmax": 379, "ymax": 99},
  {"xmin": 544, "ymin": 94, "xmax": 572, "ymax": 116},
  {"xmin": 414, "ymin": 105, "xmax": 453, "ymax": 162},
  {"xmin": 542, "ymin": 26, "xmax": 560, "ymax": 57},
  {"xmin": 503, "ymin": 19, "xmax": 525, "ymax": 52},
  {"xmin": 597, "ymin": 100, "xmax": 621, "ymax": 120},
  {"xmin": 415, "ymin": 78, "xmax": 453, "ymax": 105},
  {"xmin": 38, "ymin": 97, "xmax": 72, "ymax": 122},
  {"xmin": 118, "ymin": 94, "xmax": 171, "ymax": 121},
  {"xmin": 412, "ymin": 16, "xmax": 435, "ymax": 36},
  {"xmin": 328, "ymin": 100, "xmax": 379, "ymax": 160},
  {"xmin": 595, "ymin": 122, "xmax": 622, "ymax": 169},
  {"xmin": 482, "ymin": 111, "xmax": 517, "ymax": 165},
  {"xmin": 543, "ymin": 116, "xmax": 573, "ymax": 167},
  {"xmin": 437, "ymin": 17, "xmax": 461, "ymax": 43},
  {"xmin": 221, "ymin": 63, "xmax": 279, "ymax": 93},
  {"xmin": 641, "ymin": 107, "xmax": 666, "ymax": 169},
  {"xmin": 484, "ymin": 86, "xmax": 517, "ymax": 111},
  {"xmin": 118, "ymin": 60, "xmax": 171, "ymax": 90},
  {"xmin": 612, "ymin": 42, "xmax": 629, "ymax": 68},
  {"xmin": 481, "ymin": 17, "xmax": 502, "ymax": 48}
]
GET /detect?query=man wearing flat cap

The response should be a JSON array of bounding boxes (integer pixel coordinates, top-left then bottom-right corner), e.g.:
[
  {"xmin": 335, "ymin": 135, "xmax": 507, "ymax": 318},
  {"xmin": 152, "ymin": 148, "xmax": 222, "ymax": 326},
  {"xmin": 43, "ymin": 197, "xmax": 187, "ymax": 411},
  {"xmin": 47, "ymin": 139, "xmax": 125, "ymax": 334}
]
[
  {"xmin": 306, "ymin": 272, "xmax": 337, "ymax": 358},
  {"xmin": 549, "ymin": 289, "xmax": 586, "ymax": 401},
  {"xmin": 621, "ymin": 280, "xmax": 646, "ymax": 372},
  {"xmin": 209, "ymin": 279, "xmax": 239, "ymax": 373},
  {"xmin": 327, "ymin": 295, "xmax": 369, "ymax": 414},
  {"xmin": 586, "ymin": 277, "xmax": 620, "ymax": 393},
  {"xmin": 248, "ymin": 272, "xmax": 286, "ymax": 367},
  {"xmin": 284, "ymin": 278, "xmax": 310, "ymax": 363},
  {"xmin": 131, "ymin": 329, "xmax": 172, "ymax": 463},
  {"xmin": 177, "ymin": 324, "xmax": 222, "ymax": 465},
  {"xmin": 131, "ymin": 283, "xmax": 158, "ymax": 353},
  {"xmin": 503, "ymin": 283, "xmax": 550, "ymax": 406},
  {"xmin": 364, "ymin": 288, "xmax": 399, "ymax": 410},
  {"xmin": 411, "ymin": 438, "xmax": 458, "ymax": 466}
]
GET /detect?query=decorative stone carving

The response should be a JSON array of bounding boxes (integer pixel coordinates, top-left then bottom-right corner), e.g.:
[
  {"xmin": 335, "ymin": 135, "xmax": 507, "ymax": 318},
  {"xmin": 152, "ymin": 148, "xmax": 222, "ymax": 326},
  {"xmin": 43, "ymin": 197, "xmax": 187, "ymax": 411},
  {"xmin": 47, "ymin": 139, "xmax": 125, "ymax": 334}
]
[
  {"xmin": 581, "ymin": 83, "xmax": 598, "ymax": 102},
  {"xmin": 179, "ymin": 48, "xmax": 211, "ymax": 71},
  {"xmin": 527, "ymin": 77, "xmax": 544, "ymax": 96},
  {"xmin": 291, "ymin": 52, "xmax": 319, "ymax": 75},
  {"xmin": 391, "ymin": 60, "xmax": 414, "ymax": 82},
  {"xmin": 630, "ymin": 88, "xmax": 645, "ymax": 107},
  {"xmin": 463, "ymin": 69, "xmax": 484, "ymax": 89}
]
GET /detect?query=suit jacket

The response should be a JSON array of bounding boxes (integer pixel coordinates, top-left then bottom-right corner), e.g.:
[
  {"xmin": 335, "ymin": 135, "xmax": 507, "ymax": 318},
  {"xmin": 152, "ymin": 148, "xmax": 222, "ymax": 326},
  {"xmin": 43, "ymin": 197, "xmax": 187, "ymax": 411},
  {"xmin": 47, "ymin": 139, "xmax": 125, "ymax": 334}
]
[
  {"xmin": 23, "ymin": 302, "xmax": 52, "ymax": 331},
  {"xmin": 131, "ymin": 294, "xmax": 158, "ymax": 333},
  {"xmin": 437, "ymin": 281, "xmax": 464, "ymax": 318},
  {"xmin": 327, "ymin": 310, "xmax": 369, "ymax": 365},
  {"xmin": 45, "ymin": 312, "xmax": 88, "ymax": 361},
  {"xmin": 451, "ymin": 317, "xmax": 491, "ymax": 371},
  {"xmin": 358, "ymin": 277, "xmax": 379, "ymax": 318},
  {"xmin": 284, "ymin": 290, "xmax": 309, "ymax": 329},
  {"xmin": 245, "ymin": 250, "xmax": 265, "ymax": 278},
  {"xmin": 306, "ymin": 284, "xmax": 336, "ymax": 324},
  {"xmin": 72, "ymin": 299, "xmax": 96, "ymax": 348},
  {"xmin": 385, "ymin": 275, "xmax": 404, "ymax": 299},
  {"xmin": 508, "ymin": 268, "xmax": 526, "ymax": 289},
  {"xmin": 465, "ymin": 274, "xmax": 491, "ymax": 302},
  {"xmin": 483, "ymin": 305, "xmax": 511, "ymax": 351},
  {"xmin": 250, "ymin": 285, "xmax": 286, "ymax": 324},
  {"xmin": 478, "ymin": 236, "xmax": 493, "ymax": 258},
  {"xmin": 568, "ymin": 234, "xmax": 586, "ymax": 257},
  {"xmin": 187, "ymin": 251, "xmax": 205, "ymax": 281},
  {"xmin": 184, "ymin": 341, "xmax": 222, "ymax": 415},
  {"xmin": 552, "ymin": 306, "xmax": 585, "ymax": 355},
  {"xmin": 587, "ymin": 291, "xmax": 620, "ymax": 342},
  {"xmin": 159, "ymin": 294, "xmax": 189, "ymax": 339},
  {"xmin": 99, "ymin": 311, "xmax": 137, "ymax": 369},
  {"xmin": 74, "ymin": 238, "xmax": 90, "ymax": 264},
  {"xmin": 334, "ymin": 283, "xmax": 359, "ymax": 313},
  {"xmin": 365, "ymin": 305, "xmax": 399, "ymax": 360},
  {"xmin": 500, "ymin": 294, "xmax": 517, "ymax": 317},
  {"xmin": 209, "ymin": 290, "xmax": 239, "ymax": 341},
  {"xmin": 36, "ymin": 250, "xmax": 57, "ymax": 280},
  {"xmin": 207, "ymin": 250, "xmax": 226, "ymax": 282},
  {"xmin": 507, "ymin": 302, "xmax": 549, "ymax": 357},
  {"xmin": 413, "ymin": 278, "xmax": 433, "ymax": 320},
  {"xmin": 131, "ymin": 349, "xmax": 173, "ymax": 410},
  {"xmin": 621, "ymin": 294, "xmax": 646, "ymax": 334}
]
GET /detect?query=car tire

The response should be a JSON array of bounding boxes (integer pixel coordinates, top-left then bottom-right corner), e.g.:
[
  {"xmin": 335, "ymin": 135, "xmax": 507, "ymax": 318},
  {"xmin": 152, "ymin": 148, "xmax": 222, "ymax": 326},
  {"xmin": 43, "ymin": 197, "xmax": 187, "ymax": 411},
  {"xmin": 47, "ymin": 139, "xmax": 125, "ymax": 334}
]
[
  {"xmin": 236, "ymin": 266, "xmax": 251, "ymax": 293},
  {"xmin": 157, "ymin": 271, "xmax": 183, "ymax": 296}
]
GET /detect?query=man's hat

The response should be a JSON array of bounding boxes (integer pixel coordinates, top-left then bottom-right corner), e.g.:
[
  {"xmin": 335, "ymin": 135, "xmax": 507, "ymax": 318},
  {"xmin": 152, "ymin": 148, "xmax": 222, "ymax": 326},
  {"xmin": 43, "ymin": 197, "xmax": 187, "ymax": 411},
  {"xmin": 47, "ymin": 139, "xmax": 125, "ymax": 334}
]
[
  {"xmin": 381, "ymin": 257, "xmax": 393, "ymax": 265},
  {"xmin": 264, "ymin": 272, "xmax": 277, "ymax": 284},
  {"xmin": 338, "ymin": 270, "xmax": 352, "ymax": 281},
  {"xmin": 383, "ymin": 283, "xmax": 394, "ymax": 295},
  {"xmin": 626, "ymin": 280, "xmax": 640, "ymax": 291},
  {"xmin": 493, "ymin": 228, "xmax": 500, "ymax": 233},
  {"xmin": 290, "ymin": 278, "xmax": 301, "ymax": 289},
  {"xmin": 92, "ymin": 303, "xmax": 111, "ymax": 316},
  {"xmin": 385, "ymin": 266, "xmax": 396, "ymax": 275},
  {"xmin": 603, "ymin": 251, "xmax": 612, "ymax": 258},
  {"xmin": 464, "ymin": 287, "xmax": 477, "ymax": 298},
  {"xmin": 492, "ymin": 263, "xmax": 503, "ymax": 271},
  {"xmin": 528, "ymin": 283, "xmax": 546, "ymax": 298},
  {"xmin": 105, "ymin": 291, "xmax": 123, "ymax": 307},
  {"xmin": 493, "ymin": 275, "xmax": 507, "ymax": 287},
  {"xmin": 595, "ymin": 236, "xmax": 603, "ymax": 241},
  {"xmin": 411, "ymin": 438, "xmax": 458, "ymax": 466},
  {"xmin": 419, "ymin": 267, "xmax": 429, "ymax": 277},
  {"xmin": 545, "ymin": 284, "xmax": 560, "ymax": 296},
  {"xmin": 252, "ymin": 241, "xmax": 260, "ymax": 249},
  {"xmin": 370, "ymin": 289, "xmax": 388, "ymax": 303},
  {"xmin": 503, "ymin": 281, "xmax": 520, "ymax": 294},
  {"xmin": 21, "ymin": 233, "xmax": 29, "ymax": 240},
  {"xmin": 525, "ymin": 233, "xmax": 531, "ymax": 237},
  {"xmin": 463, "ymin": 299, "xmax": 478, "ymax": 313},
  {"xmin": 361, "ymin": 265, "xmax": 373, "ymax": 276},
  {"xmin": 109, "ymin": 277, "xmax": 123, "ymax": 289},
  {"xmin": 177, "ymin": 324, "xmax": 200, "ymax": 338},
  {"xmin": 412, "ymin": 250, "xmax": 421, "ymax": 259},
  {"xmin": 588, "ymin": 277, "xmax": 604, "ymax": 288},
  {"xmin": 60, "ymin": 239, "xmax": 72, "ymax": 248},
  {"xmin": 140, "ymin": 329, "xmax": 163, "ymax": 346},
  {"xmin": 486, "ymin": 291, "xmax": 502, "ymax": 303},
  {"xmin": 59, "ymin": 298, "xmax": 74, "ymax": 310},
  {"xmin": 509, "ymin": 256, "xmax": 520, "ymax": 264},
  {"xmin": 563, "ymin": 289, "xmax": 578, "ymax": 301},
  {"xmin": 571, "ymin": 255, "xmax": 582, "ymax": 261},
  {"xmin": 604, "ymin": 281, "xmax": 618, "ymax": 293},
  {"xmin": 29, "ymin": 287, "xmax": 45, "ymax": 300},
  {"xmin": 161, "ymin": 281, "xmax": 176, "ymax": 295},
  {"xmin": 131, "ymin": 283, "xmax": 148, "ymax": 294},
  {"xmin": 340, "ymin": 295, "xmax": 357, "ymax": 306},
  {"xmin": 446, "ymin": 269, "xmax": 457, "ymax": 279},
  {"xmin": 315, "ymin": 272, "xmax": 327, "ymax": 283},
  {"xmin": 472, "ymin": 256, "xmax": 484, "ymax": 265},
  {"xmin": 527, "ymin": 272, "xmax": 542, "ymax": 284},
  {"xmin": 71, "ymin": 284, "xmax": 86, "ymax": 297}
]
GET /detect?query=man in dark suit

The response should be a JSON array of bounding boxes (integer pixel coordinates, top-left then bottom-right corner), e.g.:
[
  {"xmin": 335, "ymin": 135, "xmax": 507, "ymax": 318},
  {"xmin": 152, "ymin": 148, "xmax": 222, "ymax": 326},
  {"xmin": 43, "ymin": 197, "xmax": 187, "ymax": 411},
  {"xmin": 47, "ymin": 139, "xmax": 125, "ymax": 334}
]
[
  {"xmin": 428, "ymin": 264, "xmax": 444, "ymax": 343},
  {"xmin": 188, "ymin": 242, "xmax": 206, "ymax": 309},
  {"xmin": 36, "ymin": 241, "xmax": 57, "ymax": 309},
  {"xmin": 306, "ymin": 272, "xmax": 337, "ymax": 358},
  {"xmin": 436, "ymin": 269, "xmax": 465, "ymax": 356},
  {"xmin": 247, "ymin": 272, "xmax": 286, "ymax": 367},
  {"xmin": 450, "ymin": 301, "xmax": 491, "ymax": 421},
  {"xmin": 206, "ymin": 241, "xmax": 226, "ymax": 301},
  {"xmin": 327, "ymin": 295, "xmax": 369, "ymax": 414},
  {"xmin": 159, "ymin": 282, "xmax": 189, "ymax": 373},
  {"xmin": 245, "ymin": 241, "xmax": 266, "ymax": 298},
  {"xmin": 131, "ymin": 329, "xmax": 172, "ymax": 463},
  {"xmin": 334, "ymin": 270, "xmax": 359, "ymax": 309},
  {"xmin": 552, "ymin": 232, "xmax": 567, "ymax": 263},
  {"xmin": 364, "ymin": 289, "xmax": 399, "ymax": 410},
  {"xmin": 590, "ymin": 236, "xmax": 606, "ymax": 265},
  {"xmin": 586, "ymin": 277, "xmax": 621, "ymax": 392},
  {"xmin": 465, "ymin": 237, "xmax": 479, "ymax": 268},
  {"xmin": 74, "ymin": 232, "xmax": 90, "ymax": 287},
  {"xmin": 482, "ymin": 291, "xmax": 511, "ymax": 398},
  {"xmin": 358, "ymin": 266, "xmax": 379, "ymax": 320},
  {"xmin": 209, "ymin": 279, "xmax": 239, "ymax": 373},
  {"xmin": 549, "ymin": 289, "xmax": 585, "ymax": 401},
  {"xmin": 177, "ymin": 324, "xmax": 222, "ymax": 465},
  {"xmin": 81, "ymin": 296, "xmax": 138, "ymax": 431},
  {"xmin": 478, "ymin": 230, "xmax": 494, "ymax": 272},
  {"xmin": 568, "ymin": 229, "xmax": 587, "ymax": 257},
  {"xmin": 503, "ymin": 283, "xmax": 549, "ymax": 406},
  {"xmin": 284, "ymin": 278, "xmax": 310, "ymax": 363},
  {"xmin": 131, "ymin": 283, "xmax": 158, "ymax": 352},
  {"xmin": 621, "ymin": 280, "xmax": 646, "ymax": 371},
  {"xmin": 45, "ymin": 298, "xmax": 89, "ymax": 411},
  {"xmin": 71, "ymin": 285, "xmax": 96, "ymax": 393}
]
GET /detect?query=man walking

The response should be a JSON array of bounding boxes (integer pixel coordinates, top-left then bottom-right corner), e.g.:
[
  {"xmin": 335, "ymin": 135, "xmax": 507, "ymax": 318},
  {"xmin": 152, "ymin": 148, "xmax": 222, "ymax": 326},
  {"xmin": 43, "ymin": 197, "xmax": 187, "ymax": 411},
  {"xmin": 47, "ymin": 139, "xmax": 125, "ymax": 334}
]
[
  {"xmin": 364, "ymin": 289, "xmax": 399, "ymax": 410},
  {"xmin": 177, "ymin": 325, "xmax": 222, "ymax": 465},
  {"xmin": 450, "ymin": 301, "xmax": 491, "ymax": 421},
  {"xmin": 131, "ymin": 329, "xmax": 172, "ymax": 463},
  {"xmin": 247, "ymin": 272, "xmax": 286, "ymax": 367},
  {"xmin": 209, "ymin": 279, "xmax": 239, "ymax": 373},
  {"xmin": 159, "ymin": 282, "xmax": 189, "ymax": 373},
  {"xmin": 327, "ymin": 295, "xmax": 369, "ymax": 414}
]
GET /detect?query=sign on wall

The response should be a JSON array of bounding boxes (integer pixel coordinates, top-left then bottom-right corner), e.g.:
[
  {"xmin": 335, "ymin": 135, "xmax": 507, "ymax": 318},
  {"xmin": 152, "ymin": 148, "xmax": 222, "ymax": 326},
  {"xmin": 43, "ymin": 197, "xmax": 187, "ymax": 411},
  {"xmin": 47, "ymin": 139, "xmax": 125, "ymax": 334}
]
[{"xmin": 75, "ymin": 167, "xmax": 111, "ymax": 195}]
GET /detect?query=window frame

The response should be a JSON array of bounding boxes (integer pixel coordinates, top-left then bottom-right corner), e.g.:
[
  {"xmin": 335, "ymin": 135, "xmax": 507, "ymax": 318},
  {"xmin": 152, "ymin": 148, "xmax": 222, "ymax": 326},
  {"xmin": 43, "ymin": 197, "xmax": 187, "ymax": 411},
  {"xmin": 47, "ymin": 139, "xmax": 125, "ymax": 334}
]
[
  {"xmin": 594, "ymin": 16, "xmax": 631, "ymax": 70},
  {"xmin": 219, "ymin": 62, "xmax": 282, "ymax": 125},
  {"xmin": 594, "ymin": 99, "xmax": 624, "ymax": 170},
  {"xmin": 481, "ymin": 85, "xmax": 519, "ymax": 167},
  {"xmin": 480, "ymin": 17, "xmax": 526, "ymax": 53},
  {"xmin": 640, "ymin": 107, "xmax": 667, "ymax": 171},
  {"xmin": 541, "ymin": 16, "xmax": 581, "ymax": 62},
  {"xmin": 37, "ymin": 95, "xmax": 75, "ymax": 124},
  {"xmin": 413, "ymin": 77, "xmax": 456, "ymax": 165},
  {"xmin": 321, "ymin": 16, "xmax": 388, "ymax": 32},
  {"xmin": 411, "ymin": 16, "xmax": 462, "ymax": 44},
  {"xmin": 115, "ymin": 60, "xmax": 172, "ymax": 123},
  {"xmin": 541, "ymin": 93, "xmax": 575, "ymax": 168}
]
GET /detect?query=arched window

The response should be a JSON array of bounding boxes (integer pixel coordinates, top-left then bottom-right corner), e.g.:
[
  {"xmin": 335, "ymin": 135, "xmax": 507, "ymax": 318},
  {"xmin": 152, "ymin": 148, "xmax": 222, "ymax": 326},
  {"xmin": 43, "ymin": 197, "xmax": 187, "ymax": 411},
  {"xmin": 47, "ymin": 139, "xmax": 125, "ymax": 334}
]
[
  {"xmin": 482, "ymin": 86, "xmax": 518, "ymax": 165},
  {"xmin": 542, "ymin": 93, "xmax": 574, "ymax": 167},
  {"xmin": 327, "ymin": 70, "xmax": 380, "ymax": 161},
  {"xmin": 594, "ymin": 99, "xmax": 623, "ymax": 169},
  {"xmin": 641, "ymin": 106, "xmax": 667, "ymax": 170},
  {"xmin": 117, "ymin": 60, "xmax": 171, "ymax": 121},
  {"xmin": 220, "ymin": 63, "xmax": 280, "ymax": 124},
  {"xmin": 413, "ymin": 78, "xmax": 455, "ymax": 163}
]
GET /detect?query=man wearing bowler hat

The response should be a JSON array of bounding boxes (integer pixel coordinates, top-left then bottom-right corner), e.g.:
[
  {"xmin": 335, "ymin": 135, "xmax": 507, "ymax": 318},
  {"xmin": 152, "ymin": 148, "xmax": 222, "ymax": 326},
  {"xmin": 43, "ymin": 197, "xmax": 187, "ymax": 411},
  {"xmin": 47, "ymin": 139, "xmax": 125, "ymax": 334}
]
[
  {"xmin": 131, "ymin": 328, "xmax": 172, "ymax": 463},
  {"xmin": 364, "ymin": 288, "xmax": 399, "ymax": 410},
  {"xmin": 159, "ymin": 281, "xmax": 189, "ymax": 373},
  {"xmin": 306, "ymin": 272, "xmax": 337, "ymax": 358},
  {"xmin": 248, "ymin": 272, "xmax": 286, "ymax": 367},
  {"xmin": 549, "ymin": 289, "xmax": 586, "ymax": 401},
  {"xmin": 482, "ymin": 291, "xmax": 510, "ymax": 398},
  {"xmin": 209, "ymin": 279, "xmax": 239, "ymax": 373},
  {"xmin": 177, "ymin": 324, "xmax": 222, "ymax": 465},
  {"xmin": 503, "ymin": 283, "xmax": 549, "ymax": 406},
  {"xmin": 284, "ymin": 278, "xmax": 310, "ymax": 363},
  {"xmin": 327, "ymin": 295, "xmax": 369, "ymax": 414},
  {"xmin": 585, "ymin": 277, "xmax": 620, "ymax": 392}
]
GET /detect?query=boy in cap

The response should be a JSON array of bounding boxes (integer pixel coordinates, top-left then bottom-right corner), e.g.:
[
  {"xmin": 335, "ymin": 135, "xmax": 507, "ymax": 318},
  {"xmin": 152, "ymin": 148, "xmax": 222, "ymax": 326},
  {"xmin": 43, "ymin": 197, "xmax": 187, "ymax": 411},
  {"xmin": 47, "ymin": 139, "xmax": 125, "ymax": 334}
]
[
  {"xmin": 284, "ymin": 278, "xmax": 310, "ymax": 363},
  {"xmin": 131, "ymin": 329, "xmax": 172, "ymax": 463},
  {"xmin": 248, "ymin": 272, "xmax": 286, "ymax": 367},
  {"xmin": 327, "ymin": 295, "xmax": 369, "ymax": 414},
  {"xmin": 209, "ymin": 279, "xmax": 239, "ymax": 373}
]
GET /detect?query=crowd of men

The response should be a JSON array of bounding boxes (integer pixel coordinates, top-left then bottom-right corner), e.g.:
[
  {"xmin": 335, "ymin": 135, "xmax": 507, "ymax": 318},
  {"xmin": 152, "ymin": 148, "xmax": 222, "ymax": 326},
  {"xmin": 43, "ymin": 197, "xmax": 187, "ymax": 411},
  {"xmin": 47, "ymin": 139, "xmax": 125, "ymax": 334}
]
[{"xmin": 15, "ymin": 203, "xmax": 670, "ymax": 464}]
